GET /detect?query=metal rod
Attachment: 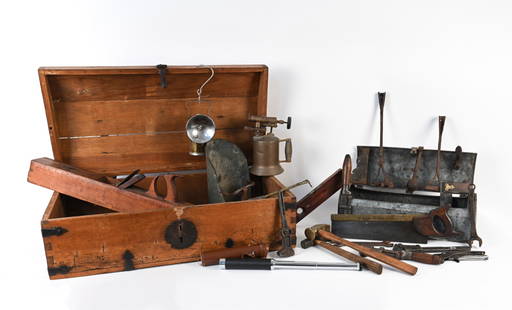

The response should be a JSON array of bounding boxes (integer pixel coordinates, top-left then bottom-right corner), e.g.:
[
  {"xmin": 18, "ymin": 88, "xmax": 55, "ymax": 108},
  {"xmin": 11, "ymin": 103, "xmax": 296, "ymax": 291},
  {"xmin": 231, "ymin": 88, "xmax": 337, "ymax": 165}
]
[
  {"xmin": 251, "ymin": 179, "xmax": 312, "ymax": 199},
  {"xmin": 272, "ymin": 260, "xmax": 360, "ymax": 270},
  {"xmin": 434, "ymin": 116, "xmax": 446, "ymax": 184},
  {"xmin": 219, "ymin": 258, "xmax": 361, "ymax": 271},
  {"xmin": 378, "ymin": 92, "xmax": 386, "ymax": 168}
]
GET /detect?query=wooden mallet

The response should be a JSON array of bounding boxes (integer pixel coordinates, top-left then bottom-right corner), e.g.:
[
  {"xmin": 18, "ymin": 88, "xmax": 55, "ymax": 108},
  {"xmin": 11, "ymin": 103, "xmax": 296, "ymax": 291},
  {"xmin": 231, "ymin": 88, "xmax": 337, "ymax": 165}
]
[
  {"xmin": 302, "ymin": 224, "xmax": 383, "ymax": 275},
  {"xmin": 305, "ymin": 224, "xmax": 418, "ymax": 275}
]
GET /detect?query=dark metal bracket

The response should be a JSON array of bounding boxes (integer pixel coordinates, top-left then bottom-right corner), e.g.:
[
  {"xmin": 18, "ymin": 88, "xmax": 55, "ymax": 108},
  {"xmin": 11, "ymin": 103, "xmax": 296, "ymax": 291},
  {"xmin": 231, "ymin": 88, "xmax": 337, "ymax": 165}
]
[
  {"xmin": 48, "ymin": 265, "xmax": 71, "ymax": 276},
  {"xmin": 454, "ymin": 146, "xmax": 463, "ymax": 170},
  {"xmin": 123, "ymin": 250, "xmax": 135, "ymax": 271},
  {"xmin": 156, "ymin": 64, "xmax": 168, "ymax": 88},
  {"xmin": 406, "ymin": 147, "xmax": 424, "ymax": 193},
  {"xmin": 42, "ymin": 227, "xmax": 68, "ymax": 237}
]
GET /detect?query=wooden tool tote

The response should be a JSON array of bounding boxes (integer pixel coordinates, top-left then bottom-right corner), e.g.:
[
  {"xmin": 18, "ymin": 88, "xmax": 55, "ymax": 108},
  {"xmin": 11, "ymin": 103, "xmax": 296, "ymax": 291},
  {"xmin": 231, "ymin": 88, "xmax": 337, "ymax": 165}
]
[{"xmin": 30, "ymin": 65, "xmax": 296, "ymax": 279}]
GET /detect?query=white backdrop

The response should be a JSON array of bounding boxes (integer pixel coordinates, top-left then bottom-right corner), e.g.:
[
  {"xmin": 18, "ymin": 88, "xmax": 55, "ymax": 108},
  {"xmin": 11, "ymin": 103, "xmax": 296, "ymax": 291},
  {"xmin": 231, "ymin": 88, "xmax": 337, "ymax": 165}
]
[{"xmin": 1, "ymin": 1, "xmax": 510, "ymax": 309}]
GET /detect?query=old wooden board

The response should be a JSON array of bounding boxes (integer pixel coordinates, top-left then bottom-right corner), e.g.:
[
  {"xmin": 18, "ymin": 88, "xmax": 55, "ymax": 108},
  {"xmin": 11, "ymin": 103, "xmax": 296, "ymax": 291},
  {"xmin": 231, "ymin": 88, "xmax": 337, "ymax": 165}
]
[
  {"xmin": 38, "ymin": 65, "xmax": 268, "ymax": 176},
  {"xmin": 28, "ymin": 157, "xmax": 183, "ymax": 212},
  {"xmin": 42, "ymin": 192, "xmax": 296, "ymax": 279},
  {"xmin": 296, "ymin": 169, "xmax": 343, "ymax": 222}
]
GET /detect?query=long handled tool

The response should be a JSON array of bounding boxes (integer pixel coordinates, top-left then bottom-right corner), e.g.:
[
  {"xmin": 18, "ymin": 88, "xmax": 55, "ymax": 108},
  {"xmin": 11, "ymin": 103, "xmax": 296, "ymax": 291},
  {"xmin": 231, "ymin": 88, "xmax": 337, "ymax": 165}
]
[
  {"xmin": 376, "ymin": 92, "xmax": 393, "ymax": 187},
  {"xmin": 219, "ymin": 258, "xmax": 360, "ymax": 271},
  {"xmin": 277, "ymin": 191, "xmax": 294, "ymax": 257},
  {"xmin": 315, "ymin": 240, "xmax": 383, "ymax": 274},
  {"xmin": 300, "ymin": 224, "xmax": 383, "ymax": 274},
  {"xmin": 314, "ymin": 226, "xmax": 418, "ymax": 275}
]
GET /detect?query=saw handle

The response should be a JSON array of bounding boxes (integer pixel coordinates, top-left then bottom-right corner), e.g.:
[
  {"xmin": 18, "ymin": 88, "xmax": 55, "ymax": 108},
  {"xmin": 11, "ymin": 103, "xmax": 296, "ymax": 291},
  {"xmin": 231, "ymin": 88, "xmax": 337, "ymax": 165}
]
[
  {"xmin": 409, "ymin": 252, "xmax": 444, "ymax": 265},
  {"xmin": 342, "ymin": 154, "xmax": 352, "ymax": 192},
  {"xmin": 146, "ymin": 174, "xmax": 179, "ymax": 202}
]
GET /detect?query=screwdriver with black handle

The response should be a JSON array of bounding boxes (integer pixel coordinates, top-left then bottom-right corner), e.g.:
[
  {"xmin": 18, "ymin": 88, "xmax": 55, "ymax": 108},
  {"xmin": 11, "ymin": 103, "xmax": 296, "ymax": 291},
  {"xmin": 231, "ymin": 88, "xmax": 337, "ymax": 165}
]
[{"xmin": 219, "ymin": 258, "xmax": 361, "ymax": 271}]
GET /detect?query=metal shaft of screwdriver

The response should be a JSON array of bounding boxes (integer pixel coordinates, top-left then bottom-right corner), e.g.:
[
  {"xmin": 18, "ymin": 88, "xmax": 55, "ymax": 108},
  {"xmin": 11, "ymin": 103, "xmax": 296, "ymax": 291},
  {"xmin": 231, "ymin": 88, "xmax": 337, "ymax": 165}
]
[{"xmin": 272, "ymin": 260, "xmax": 360, "ymax": 270}]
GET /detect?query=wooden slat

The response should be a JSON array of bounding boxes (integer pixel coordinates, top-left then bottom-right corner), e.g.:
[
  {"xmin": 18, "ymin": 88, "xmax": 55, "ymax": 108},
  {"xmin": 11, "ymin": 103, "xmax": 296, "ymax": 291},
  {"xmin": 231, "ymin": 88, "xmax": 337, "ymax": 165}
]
[
  {"xmin": 43, "ymin": 192, "xmax": 64, "ymax": 220},
  {"xmin": 55, "ymin": 97, "xmax": 258, "ymax": 137},
  {"xmin": 39, "ymin": 70, "xmax": 64, "ymax": 161},
  {"xmin": 39, "ymin": 65, "xmax": 268, "ymax": 75},
  {"xmin": 256, "ymin": 67, "xmax": 268, "ymax": 115},
  {"xmin": 296, "ymin": 169, "xmax": 343, "ymax": 222},
  {"xmin": 57, "ymin": 129, "xmax": 252, "ymax": 175},
  {"xmin": 42, "ymin": 195, "xmax": 295, "ymax": 279},
  {"xmin": 28, "ymin": 158, "xmax": 189, "ymax": 213},
  {"xmin": 39, "ymin": 65, "xmax": 268, "ymax": 174},
  {"xmin": 47, "ymin": 72, "xmax": 260, "ymax": 102}
]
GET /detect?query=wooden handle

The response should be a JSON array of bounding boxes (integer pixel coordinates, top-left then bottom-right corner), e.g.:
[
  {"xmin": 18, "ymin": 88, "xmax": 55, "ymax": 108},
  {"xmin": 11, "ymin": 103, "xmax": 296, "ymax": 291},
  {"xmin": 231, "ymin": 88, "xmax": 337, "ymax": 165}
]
[
  {"xmin": 200, "ymin": 244, "xmax": 268, "ymax": 266},
  {"xmin": 296, "ymin": 169, "xmax": 343, "ymax": 222},
  {"xmin": 316, "ymin": 240, "xmax": 382, "ymax": 275},
  {"xmin": 342, "ymin": 154, "xmax": 352, "ymax": 190},
  {"xmin": 409, "ymin": 252, "xmax": 443, "ymax": 265},
  {"xmin": 317, "ymin": 230, "xmax": 418, "ymax": 275},
  {"xmin": 146, "ymin": 175, "xmax": 179, "ymax": 202}
]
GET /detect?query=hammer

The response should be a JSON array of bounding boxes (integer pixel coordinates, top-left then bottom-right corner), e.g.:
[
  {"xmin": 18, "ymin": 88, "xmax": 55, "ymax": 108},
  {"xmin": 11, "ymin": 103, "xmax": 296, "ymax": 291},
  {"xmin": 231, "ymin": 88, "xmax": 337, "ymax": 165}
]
[
  {"xmin": 301, "ymin": 224, "xmax": 383, "ymax": 275},
  {"xmin": 304, "ymin": 224, "xmax": 418, "ymax": 275}
]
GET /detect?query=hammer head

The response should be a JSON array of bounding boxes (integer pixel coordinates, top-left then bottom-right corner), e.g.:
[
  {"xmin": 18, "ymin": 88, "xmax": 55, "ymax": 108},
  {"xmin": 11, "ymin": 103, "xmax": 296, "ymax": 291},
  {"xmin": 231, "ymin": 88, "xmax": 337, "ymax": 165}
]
[
  {"xmin": 304, "ymin": 224, "xmax": 331, "ymax": 242},
  {"xmin": 300, "ymin": 239, "xmax": 315, "ymax": 249}
]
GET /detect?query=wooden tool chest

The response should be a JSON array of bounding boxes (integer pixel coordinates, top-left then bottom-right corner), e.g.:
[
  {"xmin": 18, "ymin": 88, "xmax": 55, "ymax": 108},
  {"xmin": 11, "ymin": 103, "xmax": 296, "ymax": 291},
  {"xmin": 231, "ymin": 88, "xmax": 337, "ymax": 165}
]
[{"xmin": 34, "ymin": 65, "xmax": 296, "ymax": 279}]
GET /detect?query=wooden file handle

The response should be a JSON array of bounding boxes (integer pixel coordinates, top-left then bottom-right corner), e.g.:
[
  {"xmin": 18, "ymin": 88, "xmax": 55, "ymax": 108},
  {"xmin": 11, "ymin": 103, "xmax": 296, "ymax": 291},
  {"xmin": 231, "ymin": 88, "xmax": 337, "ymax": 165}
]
[
  {"xmin": 317, "ymin": 230, "xmax": 418, "ymax": 275},
  {"xmin": 316, "ymin": 240, "xmax": 383, "ymax": 275},
  {"xmin": 408, "ymin": 252, "xmax": 443, "ymax": 265},
  {"xmin": 342, "ymin": 154, "xmax": 352, "ymax": 190}
]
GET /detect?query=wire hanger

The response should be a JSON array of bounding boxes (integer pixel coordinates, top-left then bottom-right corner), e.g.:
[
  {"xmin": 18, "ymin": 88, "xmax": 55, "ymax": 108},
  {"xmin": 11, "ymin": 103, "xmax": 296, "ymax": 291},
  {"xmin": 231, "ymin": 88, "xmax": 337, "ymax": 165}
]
[
  {"xmin": 197, "ymin": 66, "xmax": 215, "ymax": 104},
  {"xmin": 186, "ymin": 66, "xmax": 215, "ymax": 116}
]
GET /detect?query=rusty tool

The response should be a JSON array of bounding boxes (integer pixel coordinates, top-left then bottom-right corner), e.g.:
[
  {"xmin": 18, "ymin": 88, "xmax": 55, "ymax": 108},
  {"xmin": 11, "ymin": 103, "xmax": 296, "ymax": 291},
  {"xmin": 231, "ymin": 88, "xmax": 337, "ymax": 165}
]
[
  {"xmin": 116, "ymin": 169, "xmax": 146, "ymax": 189},
  {"xmin": 406, "ymin": 147, "xmax": 424, "ymax": 193},
  {"xmin": 370, "ymin": 247, "xmax": 443, "ymax": 265},
  {"xmin": 376, "ymin": 92, "xmax": 393, "ymax": 187},
  {"xmin": 391, "ymin": 244, "xmax": 471, "ymax": 253},
  {"xmin": 301, "ymin": 224, "xmax": 383, "ymax": 275},
  {"xmin": 226, "ymin": 182, "xmax": 255, "ymax": 201},
  {"xmin": 441, "ymin": 251, "xmax": 487, "ymax": 262},
  {"xmin": 277, "ymin": 191, "xmax": 294, "ymax": 257},
  {"xmin": 337, "ymin": 154, "xmax": 353, "ymax": 214},
  {"xmin": 413, "ymin": 206, "xmax": 459, "ymax": 237},
  {"xmin": 432, "ymin": 116, "xmax": 446, "ymax": 186},
  {"xmin": 312, "ymin": 225, "xmax": 418, "ymax": 275},
  {"xmin": 468, "ymin": 184, "xmax": 483, "ymax": 246}
]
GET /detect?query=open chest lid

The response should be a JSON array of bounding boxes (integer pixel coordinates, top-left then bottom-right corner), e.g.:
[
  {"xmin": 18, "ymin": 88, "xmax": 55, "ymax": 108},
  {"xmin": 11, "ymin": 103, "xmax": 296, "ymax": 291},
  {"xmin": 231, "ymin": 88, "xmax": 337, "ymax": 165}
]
[
  {"xmin": 38, "ymin": 65, "xmax": 268, "ymax": 176},
  {"xmin": 351, "ymin": 146, "xmax": 477, "ymax": 194}
]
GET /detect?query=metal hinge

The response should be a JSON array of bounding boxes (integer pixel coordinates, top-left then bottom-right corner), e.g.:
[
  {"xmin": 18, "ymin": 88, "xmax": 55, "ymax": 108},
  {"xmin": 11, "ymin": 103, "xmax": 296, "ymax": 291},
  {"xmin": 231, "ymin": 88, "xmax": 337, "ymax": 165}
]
[
  {"xmin": 42, "ymin": 227, "xmax": 68, "ymax": 237},
  {"xmin": 284, "ymin": 202, "xmax": 297, "ymax": 210},
  {"xmin": 156, "ymin": 64, "xmax": 168, "ymax": 88},
  {"xmin": 48, "ymin": 265, "xmax": 71, "ymax": 276},
  {"xmin": 123, "ymin": 250, "xmax": 135, "ymax": 271}
]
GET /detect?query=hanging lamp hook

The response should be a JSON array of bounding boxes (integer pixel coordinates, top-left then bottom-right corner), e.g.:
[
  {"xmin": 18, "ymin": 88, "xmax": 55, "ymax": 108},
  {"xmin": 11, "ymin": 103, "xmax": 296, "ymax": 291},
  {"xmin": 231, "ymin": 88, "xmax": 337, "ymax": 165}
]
[{"xmin": 196, "ymin": 66, "xmax": 215, "ymax": 103}]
